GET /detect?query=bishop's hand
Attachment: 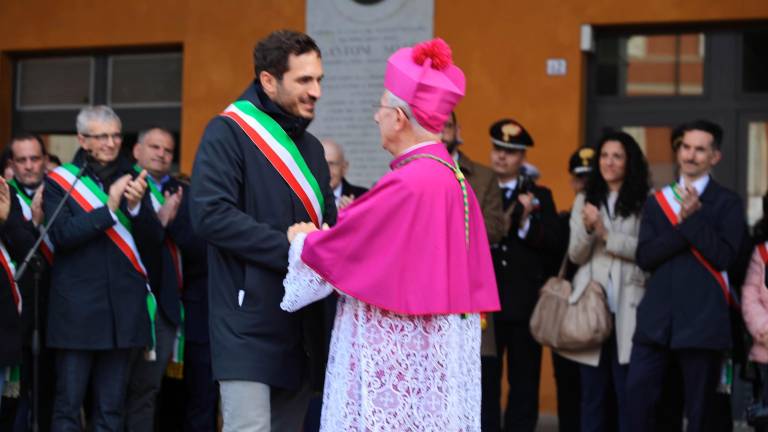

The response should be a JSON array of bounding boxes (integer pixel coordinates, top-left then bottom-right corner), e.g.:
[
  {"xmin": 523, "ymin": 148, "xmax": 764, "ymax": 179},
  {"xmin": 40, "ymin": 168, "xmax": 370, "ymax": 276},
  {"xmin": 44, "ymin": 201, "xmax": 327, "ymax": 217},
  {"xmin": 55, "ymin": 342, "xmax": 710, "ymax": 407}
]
[{"xmin": 287, "ymin": 222, "xmax": 318, "ymax": 242}]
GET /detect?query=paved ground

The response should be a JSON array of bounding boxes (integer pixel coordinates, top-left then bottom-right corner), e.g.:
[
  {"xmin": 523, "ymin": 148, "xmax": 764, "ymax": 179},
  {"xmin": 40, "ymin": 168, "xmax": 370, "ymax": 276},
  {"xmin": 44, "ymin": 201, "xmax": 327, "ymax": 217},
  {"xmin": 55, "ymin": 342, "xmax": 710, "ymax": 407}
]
[{"xmin": 534, "ymin": 415, "xmax": 754, "ymax": 431}]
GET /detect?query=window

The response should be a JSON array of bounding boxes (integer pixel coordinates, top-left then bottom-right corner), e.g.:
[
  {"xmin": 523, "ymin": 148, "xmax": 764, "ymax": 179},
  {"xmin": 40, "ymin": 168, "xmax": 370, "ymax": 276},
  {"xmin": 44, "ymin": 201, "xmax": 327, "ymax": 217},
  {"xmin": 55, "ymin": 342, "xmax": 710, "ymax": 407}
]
[
  {"xmin": 16, "ymin": 57, "xmax": 93, "ymax": 110},
  {"xmin": 596, "ymin": 33, "xmax": 705, "ymax": 97}
]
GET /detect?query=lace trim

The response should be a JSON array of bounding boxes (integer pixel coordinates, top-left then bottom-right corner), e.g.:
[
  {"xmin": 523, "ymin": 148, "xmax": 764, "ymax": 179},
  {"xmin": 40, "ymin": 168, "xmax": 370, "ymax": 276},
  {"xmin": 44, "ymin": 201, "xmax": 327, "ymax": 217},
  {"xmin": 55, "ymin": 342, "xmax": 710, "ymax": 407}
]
[
  {"xmin": 320, "ymin": 297, "xmax": 482, "ymax": 431},
  {"xmin": 280, "ymin": 232, "xmax": 333, "ymax": 312}
]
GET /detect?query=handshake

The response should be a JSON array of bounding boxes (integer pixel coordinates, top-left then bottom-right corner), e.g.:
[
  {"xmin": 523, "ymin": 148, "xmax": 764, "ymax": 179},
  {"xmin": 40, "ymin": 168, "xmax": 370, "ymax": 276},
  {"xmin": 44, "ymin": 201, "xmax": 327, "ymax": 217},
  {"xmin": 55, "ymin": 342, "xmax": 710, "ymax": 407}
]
[{"xmin": 286, "ymin": 222, "xmax": 329, "ymax": 242}]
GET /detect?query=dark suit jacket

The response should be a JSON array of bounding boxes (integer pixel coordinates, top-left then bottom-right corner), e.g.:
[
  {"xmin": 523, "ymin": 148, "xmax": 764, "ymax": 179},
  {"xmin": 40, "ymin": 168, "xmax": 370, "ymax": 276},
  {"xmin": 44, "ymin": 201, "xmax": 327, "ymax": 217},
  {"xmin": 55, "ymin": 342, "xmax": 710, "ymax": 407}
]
[
  {"xmin": 491, "ymin": 180, "xmax": 560, "ymax": 322},
  {"xmin": 458, "ymin": 151, "xmax": 505, "ymax": 244},
  {"xmin": 190, "ymin": 81, "xmax": 337, "ymax": 390},
  {"xmin": 7, "ymin": 182, "xmax": 52, "ymax": 347},
  {"xmin": 134, "ymin": 176, "xmax": 183, "ymax": 327},
  {"xmin": 44, "ymin": 152, "xmax": 162, "ymax": 350},
  {"xmin": 0, "ymin": 197, "xmax": 31, "ymax": 366},
  {"xmin": 634, "ymin": 179, "xmax": 745, "ymax": 350},
  {"xmin": 340, "ymin": 178, "xmax": 367, "ymax": 199},
  {"xmin": 166, "ymin": 182, "xmax": 210, "ymax": 344}
]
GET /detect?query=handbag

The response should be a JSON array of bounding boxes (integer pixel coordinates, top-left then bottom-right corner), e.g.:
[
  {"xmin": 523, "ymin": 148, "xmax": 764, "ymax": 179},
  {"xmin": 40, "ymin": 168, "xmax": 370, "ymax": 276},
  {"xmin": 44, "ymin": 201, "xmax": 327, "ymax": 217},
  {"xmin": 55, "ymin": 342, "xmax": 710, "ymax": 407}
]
[{"xmin": 530, "ymin": 251, "xmax": 612, "ymax": 351}]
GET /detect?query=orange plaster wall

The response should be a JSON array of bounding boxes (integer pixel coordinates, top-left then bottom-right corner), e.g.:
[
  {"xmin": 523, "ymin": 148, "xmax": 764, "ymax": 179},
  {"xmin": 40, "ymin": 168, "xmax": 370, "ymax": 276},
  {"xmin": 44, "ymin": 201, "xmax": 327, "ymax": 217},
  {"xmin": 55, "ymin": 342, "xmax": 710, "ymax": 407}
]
[{"xmin": 1, "ymin": 0, "xmax": 767, "ymax": 417}]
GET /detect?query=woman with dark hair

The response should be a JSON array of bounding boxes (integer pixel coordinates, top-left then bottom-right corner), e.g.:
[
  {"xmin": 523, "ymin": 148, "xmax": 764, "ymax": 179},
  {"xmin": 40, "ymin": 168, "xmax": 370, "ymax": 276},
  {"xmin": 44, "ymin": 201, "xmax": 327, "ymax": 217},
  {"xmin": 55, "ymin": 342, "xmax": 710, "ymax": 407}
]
[{"xmin": 565, "ymin": 131, "xmax": 650, "ymax": 432}]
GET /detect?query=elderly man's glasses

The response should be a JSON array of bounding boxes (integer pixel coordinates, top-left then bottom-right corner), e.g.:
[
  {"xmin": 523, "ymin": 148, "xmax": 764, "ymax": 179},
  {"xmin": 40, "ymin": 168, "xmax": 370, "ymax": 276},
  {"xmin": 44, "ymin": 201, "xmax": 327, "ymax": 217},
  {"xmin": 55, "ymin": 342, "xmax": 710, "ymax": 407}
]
[{"xmin": 82, "ymin": 133, "xmax": 123, "ymax": 143}]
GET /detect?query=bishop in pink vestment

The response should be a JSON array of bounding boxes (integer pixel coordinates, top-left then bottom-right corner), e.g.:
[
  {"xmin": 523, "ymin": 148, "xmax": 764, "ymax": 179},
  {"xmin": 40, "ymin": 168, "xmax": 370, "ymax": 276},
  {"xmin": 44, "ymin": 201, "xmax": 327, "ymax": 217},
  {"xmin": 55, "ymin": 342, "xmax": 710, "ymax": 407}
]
[{"xmin": 281, "ymin": 38, "xmax": 499, "ymax": 431}]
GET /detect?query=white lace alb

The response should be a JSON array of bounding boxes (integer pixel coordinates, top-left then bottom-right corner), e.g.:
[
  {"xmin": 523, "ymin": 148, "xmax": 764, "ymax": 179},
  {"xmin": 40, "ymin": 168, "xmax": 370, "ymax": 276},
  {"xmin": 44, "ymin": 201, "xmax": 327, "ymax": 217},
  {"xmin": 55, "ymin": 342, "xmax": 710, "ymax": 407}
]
[{"xmin": 281, "ymin": 234, "xmax": 482, "ymax": 431}]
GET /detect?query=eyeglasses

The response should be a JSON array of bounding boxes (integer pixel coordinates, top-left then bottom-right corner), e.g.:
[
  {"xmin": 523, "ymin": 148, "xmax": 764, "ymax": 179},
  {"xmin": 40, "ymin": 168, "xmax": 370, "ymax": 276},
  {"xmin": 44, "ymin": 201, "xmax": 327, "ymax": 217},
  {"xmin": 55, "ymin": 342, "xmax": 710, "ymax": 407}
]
[
  {"xmin": 372, "ymin": 104, "xmax": 409, "ymax": 119},
  {"xmin": 81, "ymin": 133, "xmax": 123, "ymax": 143}
]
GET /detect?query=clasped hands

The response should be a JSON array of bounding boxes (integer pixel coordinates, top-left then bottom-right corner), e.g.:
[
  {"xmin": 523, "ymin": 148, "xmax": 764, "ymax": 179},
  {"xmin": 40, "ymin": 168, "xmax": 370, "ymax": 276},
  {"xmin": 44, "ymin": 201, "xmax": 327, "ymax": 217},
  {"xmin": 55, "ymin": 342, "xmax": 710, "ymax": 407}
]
[
  {"xmin": 287, "ymin": 222, "xmax": 329, "ymax": 242},
  {"xmin": 582, "ymin": 202, "xmax": 608, "ymax": 241},
  {"xmin": 676, "ymin": 184, "xmax": 702, "ymax": 221},
  {"xmin": 107, "ymin": 170, "xmax": 148, "ymax": 212}
]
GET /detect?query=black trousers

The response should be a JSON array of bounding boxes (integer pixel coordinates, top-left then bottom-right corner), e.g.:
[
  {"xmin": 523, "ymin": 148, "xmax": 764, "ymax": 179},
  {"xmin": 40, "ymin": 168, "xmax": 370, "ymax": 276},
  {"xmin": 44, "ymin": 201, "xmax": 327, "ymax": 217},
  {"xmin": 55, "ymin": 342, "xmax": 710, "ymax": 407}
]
[
  {"xmin": 51, "ymin": 348, "xmax": 132, "ymax": 432},
  {"xmin": 495, "ymin": 320, "xmax": 541, "ymax": 432},
  {"xmin": 183, "ymin": 341, "xmax": 218, "ymax": 432},
  {"xmin": 626, "ymin": 343, "xmax": 721, "ymax": 432},
  {"xmin": 481, "ymin": 355, "xmax": 501, "ymax": 432},
  {"xmin": 552, "ymin": 351, "xmax": 581, "ymax": 432}
]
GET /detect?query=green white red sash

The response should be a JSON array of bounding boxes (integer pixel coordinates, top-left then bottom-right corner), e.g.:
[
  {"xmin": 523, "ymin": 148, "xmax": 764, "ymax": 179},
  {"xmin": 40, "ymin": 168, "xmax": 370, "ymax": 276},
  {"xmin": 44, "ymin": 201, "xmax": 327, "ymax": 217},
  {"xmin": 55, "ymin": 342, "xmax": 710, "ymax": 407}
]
[
  {"xmin": 7, "ymin": 178, "xmax": 55, "ymax": 264},
  {"xmin": 220, "ymin": 100, "xmax": 325, "ymax": 227},
  {"xmin": 48, "ymin": 164, "xmax": 158, "ymax": 358},
  {"xmin": 654, "ymin": 183, "xmax": 737, "ymax": 307},
  {"xmin": 133, "ymin": 166, "xmax": 186, "ymax": 376},
  {"xmin": 0, "ymin": 241, "xmax": 21, "ymax": 314}
]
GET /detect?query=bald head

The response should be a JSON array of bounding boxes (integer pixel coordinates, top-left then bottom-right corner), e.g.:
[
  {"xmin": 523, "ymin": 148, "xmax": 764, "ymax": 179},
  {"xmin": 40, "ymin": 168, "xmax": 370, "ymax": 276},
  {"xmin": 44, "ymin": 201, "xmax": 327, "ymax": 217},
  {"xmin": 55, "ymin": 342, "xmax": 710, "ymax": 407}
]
[{"xmin": 321, "ymin": 139, "xmax": 348, "ymax": 190}]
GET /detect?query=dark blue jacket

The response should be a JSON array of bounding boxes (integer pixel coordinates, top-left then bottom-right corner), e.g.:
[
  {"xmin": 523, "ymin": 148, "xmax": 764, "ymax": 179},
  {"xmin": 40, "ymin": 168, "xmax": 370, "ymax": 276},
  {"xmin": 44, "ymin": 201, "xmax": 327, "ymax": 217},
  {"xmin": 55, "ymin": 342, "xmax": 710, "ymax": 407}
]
[
  {"xmin": 634, "ymin": 179, "xmax": 745, "ymax": 350},
  {"xmin": 166, "ymin": 183, "xmax": 210, "ymax": 344},
  {"xmin": 190, "ymin": 82, "xmax": 337, "ymax": 390},
  {"xmin": 134, "ymin": 175, "xmax": 184, "ymax": 327},
  {"xmin": 44, "ymin": 152, "xmax": 162, "ymax": 350},
  {"xmin": 0, "ymin": 197, "xmax": 31, "ymax": 366}
]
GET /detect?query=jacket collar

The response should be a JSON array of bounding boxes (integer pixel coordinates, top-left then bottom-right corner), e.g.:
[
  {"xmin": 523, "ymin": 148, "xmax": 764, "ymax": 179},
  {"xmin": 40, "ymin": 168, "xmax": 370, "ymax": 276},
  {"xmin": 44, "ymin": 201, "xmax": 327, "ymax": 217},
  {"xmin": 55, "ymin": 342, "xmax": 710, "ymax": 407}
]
[{"xmin": 239, "ymin": 80, "xmax": 312, "ymax": 140}]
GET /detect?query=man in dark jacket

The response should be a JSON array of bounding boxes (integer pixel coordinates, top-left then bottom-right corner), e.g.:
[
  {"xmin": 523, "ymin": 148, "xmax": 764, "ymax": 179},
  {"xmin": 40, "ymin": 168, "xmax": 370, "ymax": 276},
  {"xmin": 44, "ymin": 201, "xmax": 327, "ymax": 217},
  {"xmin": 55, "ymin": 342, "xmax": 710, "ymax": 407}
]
[
  {"xmin": 190, "ymin": 30, "xmax": 336, "ymax": 431},
  {"xmin": 125, "ymin": 127, "xmax": 185, "ymax": 431},
  {"xmin": 627, "ymin": 120, "xmax": 746, "ymax": 432},
  {"xmin": 0, "ymin": 177, "xmax": 28, "ymax": 416},
  {"xmin": 44, "ymin": 105, "xmax": 156, "ymax": 431},
  {"xmin": 441, "ymin": 111, "xmax": 506, "ymax": 432},
  {"xmin": 6, "ymin": 133, "xmax": 56, "ymax": 431},
  {"xmin": 320, "ymin": 139, "xmax": 367, "ymax": 211},
  {"xmin": 489, "ymin": 118, "xmax": 560, "ymax": 432}
]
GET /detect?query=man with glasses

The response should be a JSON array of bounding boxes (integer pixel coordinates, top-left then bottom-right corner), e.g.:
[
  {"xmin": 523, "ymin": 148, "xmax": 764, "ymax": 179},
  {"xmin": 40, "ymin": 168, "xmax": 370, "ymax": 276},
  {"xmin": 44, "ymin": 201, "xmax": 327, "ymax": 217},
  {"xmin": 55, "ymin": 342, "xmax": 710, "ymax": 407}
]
[
  {"xmin": 44, "ymin": 105, "xmax": 158, "ymax": 431},
  {"xmin": 320, "ymin": 139, "xmax": 367, "ymax": 210}
]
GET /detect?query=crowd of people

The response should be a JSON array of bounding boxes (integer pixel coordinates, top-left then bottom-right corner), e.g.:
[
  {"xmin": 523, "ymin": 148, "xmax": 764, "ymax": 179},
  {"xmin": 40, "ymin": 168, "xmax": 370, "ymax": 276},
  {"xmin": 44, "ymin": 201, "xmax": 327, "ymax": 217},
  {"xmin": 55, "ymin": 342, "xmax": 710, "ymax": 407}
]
[{"xmin": 0, "ymin": 27, "xmax": 766, "ymax": 432}]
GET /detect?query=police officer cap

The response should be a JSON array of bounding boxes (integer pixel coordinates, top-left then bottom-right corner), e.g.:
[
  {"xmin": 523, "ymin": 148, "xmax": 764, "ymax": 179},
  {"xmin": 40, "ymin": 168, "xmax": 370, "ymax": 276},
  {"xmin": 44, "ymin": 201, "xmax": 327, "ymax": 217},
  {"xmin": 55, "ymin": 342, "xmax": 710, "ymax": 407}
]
[
  {"xmin": 489, "ymin": 119, "xmax": 533, "ymax": 150},
  {"xmin": 569, "ymin": 146, "xmax": 595, "ymax": 176}
]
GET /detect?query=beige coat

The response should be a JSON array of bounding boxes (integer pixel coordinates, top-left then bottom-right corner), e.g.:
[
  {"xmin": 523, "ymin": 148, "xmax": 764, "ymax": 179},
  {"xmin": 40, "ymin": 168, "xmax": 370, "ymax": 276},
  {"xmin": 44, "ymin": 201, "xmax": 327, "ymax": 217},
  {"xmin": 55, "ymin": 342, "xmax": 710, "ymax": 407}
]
[{"xmin": 559, "ymin": 193, "xmax": 646, "ymax": 366}]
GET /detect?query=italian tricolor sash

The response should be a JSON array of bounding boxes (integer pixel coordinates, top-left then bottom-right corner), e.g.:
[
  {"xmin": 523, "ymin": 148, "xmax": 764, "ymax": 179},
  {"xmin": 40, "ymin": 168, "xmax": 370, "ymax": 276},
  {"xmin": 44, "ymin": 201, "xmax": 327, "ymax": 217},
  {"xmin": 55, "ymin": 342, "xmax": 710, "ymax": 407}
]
[
  {"xmin": 133, "ymin": 166, "xmax": 186, "ymax": 377},
  {"xmin": 48, "ymin": 164, "xmax": 158, "ymax": 357},
  {"xmin": 654, "ymin": 183, "xmax": 737, "ymax": 307},
  {"xmin": 220, "ymin": 100, "xmax": 325, "ymax": 227},
  {"xmin": 7, "ymin": 178, "xmax": 55, "ymax": 264},
  {"xmin": 0, "ymin": 241, "xmax": 21, "ymax": 314}
]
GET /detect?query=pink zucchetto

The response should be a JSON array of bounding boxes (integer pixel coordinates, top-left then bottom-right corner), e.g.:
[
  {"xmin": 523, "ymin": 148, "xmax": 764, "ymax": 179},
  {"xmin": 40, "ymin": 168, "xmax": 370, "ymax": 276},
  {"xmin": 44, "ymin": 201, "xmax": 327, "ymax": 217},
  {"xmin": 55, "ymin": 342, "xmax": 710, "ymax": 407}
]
[{"xmin": 383, "ymin": 38, "xmax": 466, "ymax": 133}]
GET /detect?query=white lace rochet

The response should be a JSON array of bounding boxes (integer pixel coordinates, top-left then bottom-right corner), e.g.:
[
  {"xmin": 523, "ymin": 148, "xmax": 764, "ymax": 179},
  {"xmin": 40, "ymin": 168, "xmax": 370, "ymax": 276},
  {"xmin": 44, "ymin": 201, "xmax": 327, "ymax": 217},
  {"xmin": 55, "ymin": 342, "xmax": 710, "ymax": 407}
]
[{"xmin": 281, "ymin": 233, "xmax": 482, "ymax": 431}]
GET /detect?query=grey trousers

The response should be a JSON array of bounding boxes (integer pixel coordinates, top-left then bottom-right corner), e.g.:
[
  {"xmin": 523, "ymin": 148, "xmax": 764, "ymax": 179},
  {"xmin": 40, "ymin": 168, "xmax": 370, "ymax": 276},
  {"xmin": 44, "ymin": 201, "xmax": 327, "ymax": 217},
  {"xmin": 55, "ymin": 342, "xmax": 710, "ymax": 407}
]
[
  {"xmin": 124, "ymin": 311, "xmax": 177, "ymax": 432},
  {"xmin": 220, "ymin": 379, "xmax": 312, "ymax": 432}
]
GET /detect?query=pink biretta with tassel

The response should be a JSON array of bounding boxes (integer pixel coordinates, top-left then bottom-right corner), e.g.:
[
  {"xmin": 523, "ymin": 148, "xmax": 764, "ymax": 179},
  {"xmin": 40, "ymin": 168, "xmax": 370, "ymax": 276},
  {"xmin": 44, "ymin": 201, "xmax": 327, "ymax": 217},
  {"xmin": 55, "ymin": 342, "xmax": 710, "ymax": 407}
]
[{"xmin": 383, "ymin": 38, "xmax": 466, "ymax": 133}]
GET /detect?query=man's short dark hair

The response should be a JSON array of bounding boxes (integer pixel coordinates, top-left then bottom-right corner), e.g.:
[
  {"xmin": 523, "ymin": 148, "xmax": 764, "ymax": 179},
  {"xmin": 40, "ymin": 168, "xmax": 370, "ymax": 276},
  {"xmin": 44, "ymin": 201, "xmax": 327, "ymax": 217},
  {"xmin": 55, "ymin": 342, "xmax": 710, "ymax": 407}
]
[
  {"xmin": 253, "ymin": 30, "xmax": 321, "ymax": 81},
  {"xmin": 9, "ymin": 133, "xmax": 47, "ymax": 159},
  {"xmin": 671, "ymin": 119, "xmax": 723, "ymax": 151},
  {"xmin": 137, "ymin": 126, "xmax": 175, "ymax": 146}
]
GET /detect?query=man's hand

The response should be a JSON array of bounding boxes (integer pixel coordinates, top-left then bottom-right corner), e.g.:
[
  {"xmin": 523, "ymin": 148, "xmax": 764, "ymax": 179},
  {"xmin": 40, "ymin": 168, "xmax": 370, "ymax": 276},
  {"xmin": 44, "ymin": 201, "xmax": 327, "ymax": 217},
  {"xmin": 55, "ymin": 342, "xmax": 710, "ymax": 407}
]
[
  {"xmin": 287, "ymin": 222, "xmax": 318, "ymax": 242},
  {"xmin": 31, "ymin": 185, "xmax": 44, "ymax": 226},
  {"xmin": 678, "ymin": 185, "xmax": 702, "ymax": 221},
  {"xmin": 0, "ymin": 179, "xmax": 10, "ymax": 223},
  {"xmin": 157, "ymin": 188, "xmax": 183, "ymax": 227},
  {"xmin": 124, "ymin": 170, "xmax": 148, "ymax": 212},
  {"xmin": 518, "ymin": 192, "xmax": 535, "ymax": 226},
  {"xmin": 337, "ymin": 195, "xmax": 355, "ymax": 210},
  {"xmin": 107, "ymin": 174, "xmax": 132, "ymax": 211}
]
